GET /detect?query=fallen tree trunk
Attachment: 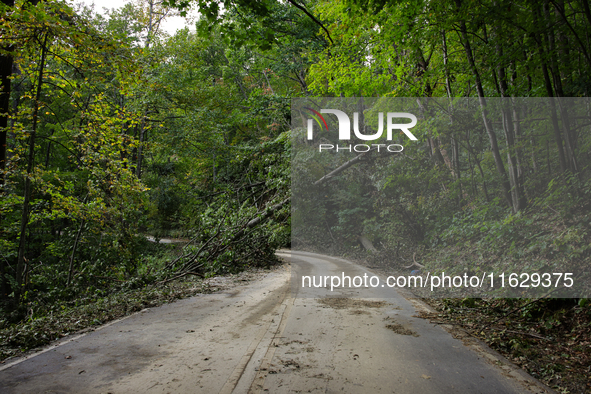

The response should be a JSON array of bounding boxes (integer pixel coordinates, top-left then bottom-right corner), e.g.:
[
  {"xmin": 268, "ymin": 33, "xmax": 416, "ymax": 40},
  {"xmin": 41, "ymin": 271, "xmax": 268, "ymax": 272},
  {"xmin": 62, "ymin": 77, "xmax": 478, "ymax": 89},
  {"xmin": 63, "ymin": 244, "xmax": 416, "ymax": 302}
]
[
  {"xmin": 165, "ymin": 143, "xmax": 388, "ymax": 279},
  {"xmin": 403, "ymin": 253, "xmax": 425, "ymax": 269},
  {"xmin": 359, "ymin": 235, "xmax": 378, "ymax": 253},
  {"xmin": 229, "ymin": 197, "xmax": 291, "ymax": 243},
  {"xmin": 314, "ymin": 148, "xmax": 377, "ymax": 185},
  {"xmin": 165, "ymin": 195, "xmax": 291, "ymax": 278}
]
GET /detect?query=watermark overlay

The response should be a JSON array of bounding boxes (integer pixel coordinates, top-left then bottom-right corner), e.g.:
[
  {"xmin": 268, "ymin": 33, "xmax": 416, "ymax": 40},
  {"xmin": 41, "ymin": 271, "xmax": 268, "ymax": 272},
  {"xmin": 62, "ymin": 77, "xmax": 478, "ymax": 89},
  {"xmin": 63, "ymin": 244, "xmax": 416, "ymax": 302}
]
[
  {"xmin": 301, "ymin": 272, "xmax": 575, "ymax": 293},
  {"xmin": 291, "ymin": 98, "xmax": 590, "ymax": 299}
]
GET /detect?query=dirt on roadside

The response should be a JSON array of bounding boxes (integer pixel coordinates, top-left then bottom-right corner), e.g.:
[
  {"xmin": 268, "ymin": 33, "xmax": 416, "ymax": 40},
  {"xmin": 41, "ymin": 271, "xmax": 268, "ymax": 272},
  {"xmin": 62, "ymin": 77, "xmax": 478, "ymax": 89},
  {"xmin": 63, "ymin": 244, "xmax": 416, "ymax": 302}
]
[{"xmin": 0, "ymin": 264, "xmax": 287, "ymax": 364}]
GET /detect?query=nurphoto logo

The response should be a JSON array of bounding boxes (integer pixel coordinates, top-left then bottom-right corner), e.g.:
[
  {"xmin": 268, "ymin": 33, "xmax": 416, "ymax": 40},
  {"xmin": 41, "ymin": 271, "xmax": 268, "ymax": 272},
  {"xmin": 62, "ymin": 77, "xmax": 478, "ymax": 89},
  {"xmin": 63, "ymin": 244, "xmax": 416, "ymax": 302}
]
[{"xmin": 304, "ymin": 107, "xmax": 418, "ymax": 152}]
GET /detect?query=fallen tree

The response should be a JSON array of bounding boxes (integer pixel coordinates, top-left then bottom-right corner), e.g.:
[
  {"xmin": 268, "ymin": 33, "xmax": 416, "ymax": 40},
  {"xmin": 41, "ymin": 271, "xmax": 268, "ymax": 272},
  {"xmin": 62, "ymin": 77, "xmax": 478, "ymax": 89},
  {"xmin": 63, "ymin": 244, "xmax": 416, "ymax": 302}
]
[{"xmin": 163, "ymin": 144, "xmax": 389, "ymax": 280}]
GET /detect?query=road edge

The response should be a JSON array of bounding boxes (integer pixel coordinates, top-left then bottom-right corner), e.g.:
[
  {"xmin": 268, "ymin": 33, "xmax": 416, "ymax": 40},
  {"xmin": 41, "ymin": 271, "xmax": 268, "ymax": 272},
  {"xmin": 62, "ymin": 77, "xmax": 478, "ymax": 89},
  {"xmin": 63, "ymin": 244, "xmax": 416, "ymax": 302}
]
[{"xmin": 282, "ymin": 249, "xmax": 557, "ymax": 394}]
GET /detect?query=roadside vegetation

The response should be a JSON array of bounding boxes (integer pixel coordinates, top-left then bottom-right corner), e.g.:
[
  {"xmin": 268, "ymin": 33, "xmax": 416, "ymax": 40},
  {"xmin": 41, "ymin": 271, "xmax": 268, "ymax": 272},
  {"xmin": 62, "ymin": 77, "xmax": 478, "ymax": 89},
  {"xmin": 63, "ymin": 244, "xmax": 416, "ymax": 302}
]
[{"xmin": 424, "ymin": 297, "xmax": 590, "ymax": 393}]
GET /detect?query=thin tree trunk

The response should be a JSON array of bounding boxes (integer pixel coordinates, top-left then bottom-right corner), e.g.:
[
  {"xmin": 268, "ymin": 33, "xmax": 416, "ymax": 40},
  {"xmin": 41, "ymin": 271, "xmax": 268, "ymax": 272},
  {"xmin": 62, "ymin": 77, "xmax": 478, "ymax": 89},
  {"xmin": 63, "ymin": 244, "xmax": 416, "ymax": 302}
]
[
  {"xmin": 442, "ymin": 31, "xmax": 453, "ymax": 98},
  {"xmin": 556, "ymin": 100, "xmax": 579, "ymax": 174},
  {"xmin": 135, "ymin": 0, "xmax": 156, "ymax": 179},
  {"xmin": 531, "ymin": 8, "xmax": 568, "ymax": 173},
  {"xmin": 509, "ymin": 62, "xmax": 525, "ymax": 182},
  {"xmin": 543, "ymin": 2, "xmax": 565, "ymax": 97},
  {"xmin": 456, "ymin": 10, "xmax": 513, "ymax": 208},
  {"xmin": 530, "ymin": 134, "xmax": 538, "ymax": 174},
  {"xmin": 495, "ymin": 46, "xmax": 526, "ymax": 212},
  {"xmin": 542, "ymin": 0, "xmax": 578, "ymax": 174},
  {"xmin": 452, "ymin": 136, "xmax": 462, "ymax": 205},
  {"xmin": 135, "ymin": 113, "xmax": 147, "ymax": 178},
  {"xmin": 0, "ymin": 53, "xmax": 11, "ymax": 193},
  {"xmin": 44, "ymin": 129, "xmax": 54, "ymax": 167},
  {"xmin": 465, "ymin": 140, "xmax": 490, "ymax": 202},
  {"xmin": 581, "ymin": 0, "xmax": 591, "ymax": 27},
  {"xmin": 263, "ymin": 69, "xmax": 275, "ymax": 94},
  {"xmin": 0, "ymin": 0, "xmax": 15, "ymax": 302},
  {"xmin": 500, "ymin": 106, "xmax": 526, "ymax": 211},
  {"xmin": 67, "ymin": 195, "xmax": 88, "ymax": 287},
  {"xmin": 541, "ymin": 2, "xmax": 580, "ymax": 175},
  {"xmin": 547, "ymin": 140, "xmax": 552, "ymax": 176},
  {"xmin": 467, "ymin": 151, "xmax": 477, "ymax": 198},
  {"xmin": 16, "ymin": 33, "xmax": 49, "ymax": 299},
  {"xmin": 442, "ymin": 34, "xmax": 462, "ymax": 204},
  {"xmin": 551, "ymin": 0, "xmax": 591, "ymax": 67}
]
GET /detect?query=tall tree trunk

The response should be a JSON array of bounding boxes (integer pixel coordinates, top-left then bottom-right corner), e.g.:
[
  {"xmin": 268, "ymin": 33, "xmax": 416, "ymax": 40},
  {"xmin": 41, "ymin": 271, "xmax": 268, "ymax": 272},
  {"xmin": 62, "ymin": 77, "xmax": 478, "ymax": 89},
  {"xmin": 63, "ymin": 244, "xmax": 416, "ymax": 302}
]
[
  {"xmin": 0, "ymin": 0, "xmax": 15, "ymax": 302},
  {"xmin": 531, "ymin": 6, "xmax": 568, "ymax": 174},
  {"xmin": 135, "ymin": 0, "xmax": 157, "ymax": 179},
  {"xmin": 467, "ymin": 151, "xmax": 477, "ymax": 198},
  {"xmin": 581, "ymin": 0, "xmax": 591, "ymax": 27},
  {"xmin": 556, "ymin": 100, "xmax": 579, "ymax": 174},
  {"xmin": 0, "ymin": 14, "xmax": 12, "ymax": 190},
  {"xmin": 543, "ymin": 2, "xmax": 565, "ymax": 97},
  {"xmin": 542, "ymin": 3, "xmax": 580, "ymax": 174},
  {"xmin": 135, "ymin": 113, "xmax": 147, "ymax": 178},
  {"xmin": 442, "ymin": 31, "xmax": 453, "ymax": 98},
  {"xmin": 510, "ymin": 70, "xmax": 525, "ymax": 180},
  {"xmin": 418, "ymin": 99, "xmax": 445, "ymax": 165},
  {"xmin": 442, "ymin": 33, "xmax": 463, "ymax": 204},
  {"xmin": 67, "ymin": 194, "xmax": 88, "ymax": 287},
  {"xmin": 16, "ymin": 33, "xmax": 49, "ymax": 300},
  {"xmin": 552, "ymin": 0, "xmax": 591, "ymax": 68},
  {"xmin": 541, "ymin": 0, "xmax": 579, "ymax": 175},
  {"xmin": 456, "ymin": 6, "xmax": 513, "ymax": 208},
  {"xmin": 495, "ymin": 39, "xmax": 526, "ymax": 212},
  {"xmin": 451, "ymin": 135, "xmax": 462, "ymax": 205},
  {"xmin": 500, "ymin": 105, "xmax": 526, "ymax": 212}
]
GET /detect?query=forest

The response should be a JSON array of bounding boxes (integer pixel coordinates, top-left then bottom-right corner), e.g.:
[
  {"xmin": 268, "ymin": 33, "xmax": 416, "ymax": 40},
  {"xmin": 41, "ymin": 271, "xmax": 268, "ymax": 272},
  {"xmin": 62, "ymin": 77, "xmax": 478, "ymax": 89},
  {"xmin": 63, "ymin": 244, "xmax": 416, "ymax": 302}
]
[{"xmin": 1, "ymin": 0, "xmax": 590, "ymax": 391}]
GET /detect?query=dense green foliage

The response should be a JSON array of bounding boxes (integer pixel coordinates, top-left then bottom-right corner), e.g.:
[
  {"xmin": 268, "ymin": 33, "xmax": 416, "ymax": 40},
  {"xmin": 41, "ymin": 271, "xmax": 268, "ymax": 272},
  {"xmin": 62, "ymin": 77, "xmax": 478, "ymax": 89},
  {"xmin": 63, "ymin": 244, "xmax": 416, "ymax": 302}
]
[{"xmin": 0, "ymin": 0, "xmax": 295, "ymax": 320}]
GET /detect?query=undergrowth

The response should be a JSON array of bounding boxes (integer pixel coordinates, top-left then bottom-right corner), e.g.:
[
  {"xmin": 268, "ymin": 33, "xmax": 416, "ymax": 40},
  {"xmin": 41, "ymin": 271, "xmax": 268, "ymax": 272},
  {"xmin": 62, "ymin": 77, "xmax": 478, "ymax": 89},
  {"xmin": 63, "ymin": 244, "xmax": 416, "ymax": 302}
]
[
  {"xmin": 0, "ymin": 258, "xmax": 281, "ymax": 363},
  {"xmin": 419, "ymin": 173, "xmax": 591, "ymax": 298},
  {"xmin": 0, "ymin": 275, "xmax": 205, "ymax": 362},
  {"xmin": 422, "ymin": 298, "xmax": 591, "ymax": 394}
]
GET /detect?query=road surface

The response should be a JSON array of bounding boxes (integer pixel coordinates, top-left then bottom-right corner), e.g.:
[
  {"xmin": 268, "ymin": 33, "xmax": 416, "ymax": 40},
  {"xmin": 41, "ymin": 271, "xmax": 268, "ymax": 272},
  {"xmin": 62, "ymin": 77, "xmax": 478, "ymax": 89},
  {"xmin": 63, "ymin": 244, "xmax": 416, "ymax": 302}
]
[{"xmin": 0, "ymin": 251, "xmax": 553, "ymax": 393}]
